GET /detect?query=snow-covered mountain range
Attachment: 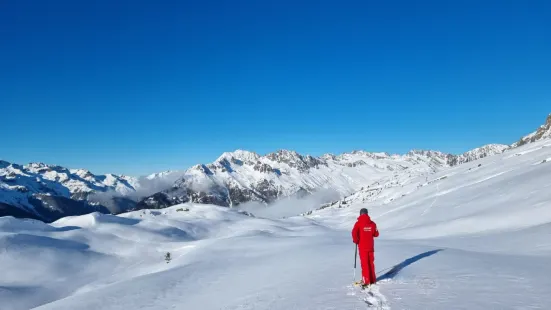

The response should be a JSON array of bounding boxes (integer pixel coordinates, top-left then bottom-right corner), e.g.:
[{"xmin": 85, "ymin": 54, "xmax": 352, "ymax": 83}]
[
  {"xmin": 0, "ymin": 162, "xmax": 137, "ymax": 221},
  {"xmin": 2, "ymin": 123, "xmax": 551, "ymax": 310},
  {"xmin": 1, "ymin": 113, "xmax": 549, "ymax": 222},
  {"xmin": 135, "ymin": 148, "xmax": 491, "ymax": 212}
]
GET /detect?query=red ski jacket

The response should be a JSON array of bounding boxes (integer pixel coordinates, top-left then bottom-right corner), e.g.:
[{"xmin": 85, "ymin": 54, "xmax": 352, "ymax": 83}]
[{"xmin": 352, "ymin": 214, "xmax": 379, "ymax": 252}]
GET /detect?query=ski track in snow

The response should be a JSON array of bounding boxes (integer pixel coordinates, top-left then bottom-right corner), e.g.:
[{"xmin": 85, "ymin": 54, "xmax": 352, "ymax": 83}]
[
  {"xmin": 533, "ymin": 157, "xmax": 550, "ymax": 165},
  {"xmin": 504, "ymin": 145, "xmax": 543, "ymax": 159},
  {"xmin": 421, "ymin": 183, "xmax": 439, "ymax": 216},
  {"xmin": 431, "ymin": 169, "xmax": 513, "ymax": 198}
]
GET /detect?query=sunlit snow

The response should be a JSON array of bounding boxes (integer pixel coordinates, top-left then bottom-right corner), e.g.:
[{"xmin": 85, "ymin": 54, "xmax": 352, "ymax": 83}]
[{"xmin": 1, "ymin": 138, "xmax": 551, "ymax": 309}]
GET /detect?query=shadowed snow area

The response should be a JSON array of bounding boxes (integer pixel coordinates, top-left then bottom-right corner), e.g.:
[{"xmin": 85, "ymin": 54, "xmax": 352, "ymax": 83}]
[{"xmin": 1, "ymin": 140, "xmax": 551, "ymax": 309}]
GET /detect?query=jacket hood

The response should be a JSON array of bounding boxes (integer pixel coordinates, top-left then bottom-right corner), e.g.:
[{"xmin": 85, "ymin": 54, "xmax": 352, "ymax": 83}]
[{"xmin": 357, "ymin": 213, "xmax": 372, "ymax": 221}]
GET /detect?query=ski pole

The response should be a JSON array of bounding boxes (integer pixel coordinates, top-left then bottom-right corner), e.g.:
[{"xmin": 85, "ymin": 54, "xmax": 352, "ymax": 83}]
[{"xmin": 353, "ymin": 244, "xmax": 358, "ymax": 283}]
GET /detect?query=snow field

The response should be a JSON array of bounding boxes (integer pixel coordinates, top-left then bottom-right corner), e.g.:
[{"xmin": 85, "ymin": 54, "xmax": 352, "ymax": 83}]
[{"xmin": 2, "ymin": 139, "xmax": 551, "ymax": 309}]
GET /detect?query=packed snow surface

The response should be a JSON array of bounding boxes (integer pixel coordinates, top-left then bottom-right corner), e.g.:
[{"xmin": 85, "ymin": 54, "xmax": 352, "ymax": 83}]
[{"xmin": 2, "ymin": 140, "xmax": 551, "ymax": 309}]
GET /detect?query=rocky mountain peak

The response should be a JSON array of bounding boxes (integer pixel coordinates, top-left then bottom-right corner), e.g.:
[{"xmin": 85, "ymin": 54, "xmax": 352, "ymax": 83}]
[
  {"xmin": 25, "ymin": 162, "xmax": 48, "ymax": 169},
  {"xmin": 349, "ymin": 151, "xmax": 391, "ymax": 159},
  {"xmin": 25, "ymin": 162, "xmax": 66, "ymax": 172},
  {"xmin": 448, "ymin": 144, "xmax": 510, "ymax": 166},
  {"xmin": 469, "ymin": 144, "xmax": 509, "ymax": 153},
  {"xmin": 265, "ymin": 150, "xmax": 323, "ymax": 171},
  {"xmin": 0, "ymin": 160, "xmax": 10, "ymax": 169},
  {"xmin": 538, "ymin": 113, "xmax": 551, "ymax": 135},
  {"xmin": 216, "ymin": 150, "xmax": 260, "ymax": 163},
  {"xmin": 189, "ymin": 164, "xmax": 214, "ymax": 176},
  {"xmin": 406, "ymin": 149, "xmax": 447, "ymax": 158},
  {"xmin": 71, "ymin": 169, "xmax": 95, "ymax": 180},
  {"xmin": 513, "ymin": 113, "xmax": 551, "ymax": 147},
  {"xmin": 266, "ymin": 149, "xmax": 301, "ymax": 160},
  {"xmin": 320, "ymin": 153, "xmax": 337, "ymax": 161}
]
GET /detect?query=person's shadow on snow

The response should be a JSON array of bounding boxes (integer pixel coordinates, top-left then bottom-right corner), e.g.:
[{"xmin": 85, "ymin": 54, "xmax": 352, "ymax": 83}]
[{"xmin": 377, "ymin": 249, "xmax": 443, "ymax": 281}]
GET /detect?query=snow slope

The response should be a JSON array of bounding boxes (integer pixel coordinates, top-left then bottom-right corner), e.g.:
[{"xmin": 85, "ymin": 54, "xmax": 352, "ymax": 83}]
[
  {"xmin": 311, "ymin": 138, "xmax": 551, "ymax": 234},
  {"xmin": 2, "ymin": 136, "xmax": 551, "ymax": 309}
]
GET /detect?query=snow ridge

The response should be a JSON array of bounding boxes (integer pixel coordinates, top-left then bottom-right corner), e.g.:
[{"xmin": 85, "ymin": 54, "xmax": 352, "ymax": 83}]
[{"xmin": 513, "ymin": 113, "xmax": 551, "ymax": 147}]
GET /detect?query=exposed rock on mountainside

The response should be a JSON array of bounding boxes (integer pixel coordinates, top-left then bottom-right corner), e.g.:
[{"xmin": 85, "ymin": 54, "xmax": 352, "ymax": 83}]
[
  {"xmin": 130, "ymin": 113, "xmax": 550, "ymax": 211},
  {"xmin": 135, "ymin": 147, "xmax": 489, "ymax": 211},
  {"xmin": 1, "ymin": 113, "xmax": 549, "ymax": 221},
  {"xmin": 0, "ymin": 162, "xmax": 185, "ymax": 222},
  {"xmin": 513, "ymin": 114, "xmax": 551, "ymax": 147},
  {"xmin": 447, "ymin": 144, "xmax": 510, "ymax": 166},
  {"xmin": 0, "ymin": 162, "xmax": 138, "ymax": 221}
]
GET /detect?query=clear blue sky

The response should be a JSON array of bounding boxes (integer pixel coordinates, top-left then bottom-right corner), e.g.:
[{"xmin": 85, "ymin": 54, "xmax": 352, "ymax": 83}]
[{"xmin": 2, "ymin": 0, "xmax": 550, "ymax": 176}]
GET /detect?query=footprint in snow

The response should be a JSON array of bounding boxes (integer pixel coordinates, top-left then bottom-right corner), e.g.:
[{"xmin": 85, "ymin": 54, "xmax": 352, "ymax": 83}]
[{"xmin": 362, "ymin": 285, "xmax": 390, "ymax": 310}]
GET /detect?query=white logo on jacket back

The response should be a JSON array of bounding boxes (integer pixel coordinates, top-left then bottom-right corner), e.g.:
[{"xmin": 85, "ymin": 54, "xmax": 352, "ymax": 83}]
[{"xmin": 363, "ymin": 226, "xmax": 372, "ymax": 232}]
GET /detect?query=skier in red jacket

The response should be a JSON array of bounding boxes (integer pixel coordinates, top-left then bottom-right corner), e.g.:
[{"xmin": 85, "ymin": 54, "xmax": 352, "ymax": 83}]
[{"xmin": 352, "ymin": 208, "xmax": 379, "ymax": 286}]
